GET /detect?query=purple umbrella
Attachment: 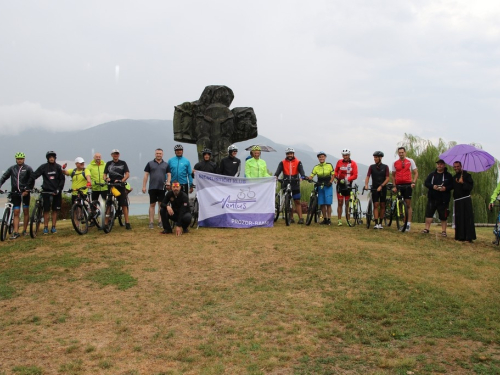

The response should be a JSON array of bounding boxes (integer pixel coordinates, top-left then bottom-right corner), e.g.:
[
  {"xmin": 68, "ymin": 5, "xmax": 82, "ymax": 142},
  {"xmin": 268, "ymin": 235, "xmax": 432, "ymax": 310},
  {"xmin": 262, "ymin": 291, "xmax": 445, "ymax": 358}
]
[{"xmin": 439, "ymin": 144, "xmax": 495, "ymax": 172}]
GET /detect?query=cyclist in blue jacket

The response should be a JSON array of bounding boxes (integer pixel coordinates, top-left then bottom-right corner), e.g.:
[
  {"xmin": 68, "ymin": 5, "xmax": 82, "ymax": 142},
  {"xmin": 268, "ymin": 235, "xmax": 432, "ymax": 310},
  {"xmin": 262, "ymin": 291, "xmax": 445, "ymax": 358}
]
[{"xmin": 168, "ymin": 144, "xmax": 194, "ymax": 194}]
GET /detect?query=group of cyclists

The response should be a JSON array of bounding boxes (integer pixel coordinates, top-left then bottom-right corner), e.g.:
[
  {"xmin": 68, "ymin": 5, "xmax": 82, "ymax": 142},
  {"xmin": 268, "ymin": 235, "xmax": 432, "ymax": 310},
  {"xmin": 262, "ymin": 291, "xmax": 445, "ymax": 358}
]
[{"xmin": 1, "ymin": 143, "xmax": 499, "ymax": 239}]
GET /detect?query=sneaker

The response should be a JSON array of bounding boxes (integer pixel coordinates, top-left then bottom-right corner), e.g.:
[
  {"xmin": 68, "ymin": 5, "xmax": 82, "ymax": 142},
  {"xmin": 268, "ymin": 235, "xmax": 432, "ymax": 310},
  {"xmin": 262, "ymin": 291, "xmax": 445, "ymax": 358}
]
[
  {"xmin": 289, "ymin": 218, "xmax": 295, "ymax": 224},
  {"xmin": 183, "ymin": 227, "xmax": 189, "ymax": 234},
  {"xmin": 43, "ymin": 227, "xmax": 49, "ymax": 235},
  {"xmin": 88, "ymin": 221, "xmax": 95, "ymax": 228},
  {"xmin": 9, "ymin": 232, "xmax": 20, "ymax": 240},
  {"xmin": 160, "ymin": 229, "xmax": 172, "ymax": 234},
  {"xmin": 125, "ymin": 223, "xmax": 132, "ymax": 230},
  {"xmin": 373, "ymin": 224, "xmax": 379, "ymax": 229},
  {"xmin": 320, "ymin": 219, "xmax": 328, "ymax": 225},
  {"xmin": 406, "ymin": 223, "xmax": 411, "ymax": 232},
  {"xmin": 379, "ymin": 224, "xmax": 383, "ymax": 229},
  {"xmin": 327, "ymin": 218, "xmax": 331, "ymax": 225},
  {"xmin": 338, "ymin": 220, "xmax": 343, "ymax": 226},
  {"xmin": 23, "ymin": 231, "xmax": 28, "ymax": 236},
  {"xmin": 51, "ymin": 227, "xmax": 57, "ymax": 234},
  {"xmin": 297, "ymin": 218, "xmax": 304, "ymax": 224},
  {"xmin": 158, "ymin": 222, "xmax": 163, "ymax": 229},
  {"xmin": 149, "ymin": 222, "xmax": 154, "ymax": 229}
]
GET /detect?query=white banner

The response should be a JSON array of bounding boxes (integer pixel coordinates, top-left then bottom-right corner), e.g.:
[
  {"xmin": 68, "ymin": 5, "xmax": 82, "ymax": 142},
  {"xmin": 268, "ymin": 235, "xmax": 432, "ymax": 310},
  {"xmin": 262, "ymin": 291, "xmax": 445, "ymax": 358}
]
[{"xmin": 195, "ymin": 171, "xmax": 276, "ymax": 228}]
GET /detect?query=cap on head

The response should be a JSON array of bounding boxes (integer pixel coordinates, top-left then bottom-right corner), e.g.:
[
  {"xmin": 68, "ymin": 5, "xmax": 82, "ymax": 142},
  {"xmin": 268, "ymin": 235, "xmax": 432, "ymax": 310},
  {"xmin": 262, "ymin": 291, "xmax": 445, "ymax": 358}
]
[
  {"xmin": 15, "ymin": 152, "xmax": 26, "ymax": 159},
  {"xmin": 317, "ymin": 151, "xmax": 326, "ymax": 157},
  {"xmin": 75, "ymin": 157, "xmax": 85, "ymax": 164},
  {"xmin": 341, "ymin": 149, "xmax": 351, "ymax": 156},
  {"xmin": 111, "ymin": 149, "xmax": 120, "ymax": 154}
]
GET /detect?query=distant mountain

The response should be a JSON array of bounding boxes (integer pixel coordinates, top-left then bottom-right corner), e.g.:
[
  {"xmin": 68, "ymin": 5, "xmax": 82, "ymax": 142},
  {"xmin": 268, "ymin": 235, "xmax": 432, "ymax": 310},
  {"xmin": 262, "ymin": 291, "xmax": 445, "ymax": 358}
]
[{"xmin": 0, "ymin": 119, "xmax": 368, "ymax": 192}]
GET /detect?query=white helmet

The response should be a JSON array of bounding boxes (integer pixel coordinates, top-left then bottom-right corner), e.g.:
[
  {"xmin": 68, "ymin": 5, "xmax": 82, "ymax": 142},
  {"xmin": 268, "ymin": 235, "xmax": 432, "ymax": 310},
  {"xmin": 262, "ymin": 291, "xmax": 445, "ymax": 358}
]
[
  {"xmin": 75, "ymin": 157, "xmax": 85, "ymax": 163},
  {"xmin": 285, "ymin": 147, "xmax": 295, "ymax": 153},
  {"xmin": 341, "ymin": 149, "xmax": 351, "ymax": 156}
]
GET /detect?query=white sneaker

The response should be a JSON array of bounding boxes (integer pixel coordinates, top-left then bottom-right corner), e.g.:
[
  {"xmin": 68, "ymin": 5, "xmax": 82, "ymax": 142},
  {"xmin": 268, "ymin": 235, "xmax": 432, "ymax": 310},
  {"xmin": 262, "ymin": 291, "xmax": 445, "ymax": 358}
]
[{"xmin": 406, "ymin": 223, "xmax": 410, "ymax": 232}]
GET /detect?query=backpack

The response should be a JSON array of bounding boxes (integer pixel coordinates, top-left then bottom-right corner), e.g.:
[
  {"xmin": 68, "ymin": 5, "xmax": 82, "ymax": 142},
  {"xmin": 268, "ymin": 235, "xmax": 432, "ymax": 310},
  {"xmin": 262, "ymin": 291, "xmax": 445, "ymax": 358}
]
[{"xmin": 71, "ymin": 169, "xmax": 86, "ymax": 179}]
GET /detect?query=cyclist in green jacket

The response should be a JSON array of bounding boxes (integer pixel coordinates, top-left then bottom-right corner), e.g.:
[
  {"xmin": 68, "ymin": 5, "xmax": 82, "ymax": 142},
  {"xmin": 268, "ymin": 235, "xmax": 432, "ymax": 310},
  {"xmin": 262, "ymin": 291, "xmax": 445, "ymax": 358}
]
[
  {"xmin": 245, "ymin": 146, "xmax": 271, "ymax": 178},
  {"xmin": 488, "ymin": 181, "xmax": 500, "ymax": 210},
  {"xmin": 309, "ymin": 151, "xmax": 335, "ymax": 225},
  {"xmin": 88, "ymin": 153, "xmax": 108, "ymax": 201}
]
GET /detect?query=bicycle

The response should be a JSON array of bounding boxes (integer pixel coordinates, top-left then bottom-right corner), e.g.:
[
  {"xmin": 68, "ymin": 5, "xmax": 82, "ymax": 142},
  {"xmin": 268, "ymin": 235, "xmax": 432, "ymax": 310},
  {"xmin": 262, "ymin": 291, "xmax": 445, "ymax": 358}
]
[
  {"xmin": 99, "ymin": 182, "xmax": 126, "ymax": 234},
  {"xmin": 490, "ymin": 201, "xmax": 500, "ymax": 246},
  {"xmin": 190, "ymin": 194, "xmax": 199, "ymax": 228},
  {"xmin": 362, "ymin": 186, "xmax": 379, "ymax": 229},
  {"xmin": 0, "ymin": 190, "xmax": 16, "ymax": 241},
  {"xmin": 66, "ymin": 187, "xmax": 102, "ymax": 235},
  {"xmin": 346, "ymin": 184, "xmax": 363, "ymax": 227},
  {"xmin": 384, "ymin": 183, "xmax": 409, "ymax": 232},
  {"xmin": 305, "ymin": 179, "xmax": 323, "ymax": 226},
  {"xmin": 29, "ymin": 188, "xmax": 57, "ymax": 238},
  {"xmin": 277, "ymin": 177, "xmax": 299, "ymax": 226}
]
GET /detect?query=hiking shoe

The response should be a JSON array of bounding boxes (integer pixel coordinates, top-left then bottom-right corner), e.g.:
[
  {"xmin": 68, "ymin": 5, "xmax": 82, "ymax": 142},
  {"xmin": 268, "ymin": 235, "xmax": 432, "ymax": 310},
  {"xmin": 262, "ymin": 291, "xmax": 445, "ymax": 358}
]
[
  {"xmin": 9, "ymin": 232, "xmax": 20, "ymax": 240},
  {"xmin": 149, "ymin": 222, "xmax": 154, "ymax": 229},
  {"xmin": 43, "ymin": 227, "xmax": 49, "ymax": 235},
  {"xmin": 289, "ymin": 218, "xmax": 295, "ymax": 224},
  {"xmin": 125, "ymin": 223, "xmax": 132, "ymax": 230},
  {"xmin": 297, "ymin": 218, "xmax": 304, "ymax": 224},
  {"xmin": 160, "ymin": 229, "xmax": 172, "ymax": 234},
  {"xmin": 338, "ymin": 220, "xmax": 343, "ymax": 226},
  {"xmin": 183, "ymin": 227, "xmax": 189, "ymax": 234},
  {"xmin": 320, "ymin": 219, "xmax": 328, "ymax": 225},
  {"xmin": 51, "ymin": 227, "xmax": 57, "ymax": 234}
]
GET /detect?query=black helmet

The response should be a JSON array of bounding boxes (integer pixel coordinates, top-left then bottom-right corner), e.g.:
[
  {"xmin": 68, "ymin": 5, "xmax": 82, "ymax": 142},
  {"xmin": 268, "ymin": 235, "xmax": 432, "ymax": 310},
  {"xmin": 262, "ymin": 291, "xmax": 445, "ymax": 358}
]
[
  {"xmin": 46, "ymin": 151, "xmax": 57, "ymax": 160},
  {"xmin": 174, "ymin": 144, "xmax": 184, "ymax": 151},
  {"xmin": 202, "ymin": 148, "xmax": 212, "ymax": 155},
  {"xmin": 373, "ymin": 151, "xmax": 384, "ymax": 157}
]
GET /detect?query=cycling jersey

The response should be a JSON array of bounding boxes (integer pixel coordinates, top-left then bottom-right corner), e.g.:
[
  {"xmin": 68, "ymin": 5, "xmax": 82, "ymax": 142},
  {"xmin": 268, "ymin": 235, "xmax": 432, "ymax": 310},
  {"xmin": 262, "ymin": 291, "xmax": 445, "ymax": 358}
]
[
  {"xmin": 219, "ymin": 156, "xmax": 241, "ymax": 177},
  {"xmin": 104, "ymin": 160, "xmax": 130, "ymax": 181},
  {"xmin": 245, "ymin": 158, "xmax": 271, "ymax": 178},
  {"xmin": 88, "ymin": 159, "xmax": 108, "ymax": 191},
  {"xmin": 0, "ymin": 164, "xmax": 34, "ymax": 193},
  {"xmin": 367, "ymin": 163, "xmax": 389, "ymax": 188},
  {"xmin": 30, "ymin": 162, "xmax": 65, "ymax": 193},
  {"xmin": 334, "ymin": 159, "xmax": 358, "ymax": 183},
  {"xmin": 67, "ymin": 168, "xmax": 90, "ymax": 196},
  {"xmin": 168, "ymin": 156, "xmax": 194, "ymax": 185},
  {"xmin": 274, "ymin": 157, "xmax": 305, "ymax": 188},
  {"xmin": 310, "ymin": 162, "xmax": 334, "ymax": 184},
  {"xmin": 391, "ymin": 158, "xmax": 417, "ymax": 185}
]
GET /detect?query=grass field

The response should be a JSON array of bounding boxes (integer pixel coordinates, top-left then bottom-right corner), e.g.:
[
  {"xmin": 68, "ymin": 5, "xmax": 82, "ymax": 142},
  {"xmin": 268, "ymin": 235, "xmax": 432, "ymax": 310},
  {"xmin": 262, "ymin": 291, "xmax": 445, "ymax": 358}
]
[{"xmin": 0, "ymin": 216, "xmax": 499, "ymax": 375}]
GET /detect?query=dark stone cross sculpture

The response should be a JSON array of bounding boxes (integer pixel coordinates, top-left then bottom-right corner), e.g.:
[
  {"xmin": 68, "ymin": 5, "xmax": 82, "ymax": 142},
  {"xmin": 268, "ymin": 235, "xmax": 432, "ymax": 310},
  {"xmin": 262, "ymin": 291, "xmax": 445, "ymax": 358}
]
[{"xmin": 173, "ymin": 85, "xmax": 258, "ymax": 164}]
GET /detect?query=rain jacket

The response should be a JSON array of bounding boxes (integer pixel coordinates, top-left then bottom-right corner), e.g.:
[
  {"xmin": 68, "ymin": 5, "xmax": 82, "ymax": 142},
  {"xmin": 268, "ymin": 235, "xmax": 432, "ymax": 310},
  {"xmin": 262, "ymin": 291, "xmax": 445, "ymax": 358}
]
[
  {"xmin": 0, "ymin": 164, "xmax": 34, "ymax": 192},
  {"xmin": 168, "ymin": 156, "xmax": 193, "ymax": 186},
  {"xmin": 88, "ymin": 159, "xmax": 108, "ymax": 192},
  {"xmin": 245, "ymin": 158, "xmax": 271, "ymax": 178}
]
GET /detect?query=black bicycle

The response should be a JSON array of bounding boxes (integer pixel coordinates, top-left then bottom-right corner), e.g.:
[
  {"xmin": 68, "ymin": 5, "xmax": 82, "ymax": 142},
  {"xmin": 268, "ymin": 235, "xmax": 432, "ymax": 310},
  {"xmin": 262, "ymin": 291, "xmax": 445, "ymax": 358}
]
[
  {"xmin": 99, "ymin": 182, "xmax": 126, "ymax": 234},
  {"xmin": 277, "ymin": 177, "xmax": 299, "ymax": 226},
  {"xmin": 0, "ymin": 190, "xmax": 16, "ymax": 241},
  {"xmin": 190, "ymin": 194, "xmax": 199, "ymax": 228},
  {"xmin": 29, "ymin": 188, "xmax": 56, "ymax": 238},
  {"xmin": 362, "ymin": 186, "xmax": 378, "ymax": 229},
  {"xmin": 67, "ymin": 187, "xmax": 102, "ymax": 235},
  {"xmin": 305, "ymin": 179, "xmax": 323, "ymax": 226},
  {"xmin": 490, "ymin": 202, "xmax": 500, "ymax": 246}
]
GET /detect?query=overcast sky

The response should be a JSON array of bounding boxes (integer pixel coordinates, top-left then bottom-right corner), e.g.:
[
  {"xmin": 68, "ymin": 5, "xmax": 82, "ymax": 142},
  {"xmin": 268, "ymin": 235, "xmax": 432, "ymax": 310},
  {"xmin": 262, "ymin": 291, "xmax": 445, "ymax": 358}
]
[{"xmin": 1, "ymin": 0, "xmax": 498, "ymax": 165}]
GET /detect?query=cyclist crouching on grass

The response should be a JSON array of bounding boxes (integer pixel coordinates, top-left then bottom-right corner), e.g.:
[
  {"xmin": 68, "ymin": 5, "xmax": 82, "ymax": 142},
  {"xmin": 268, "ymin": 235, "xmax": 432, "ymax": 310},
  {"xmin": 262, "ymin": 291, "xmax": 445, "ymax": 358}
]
[
  {"xmin": 159, "ymin": 181, "xmax": 192, "ymax": 236},
  {"xmin": 334, "ymin": 149, "xmax": 358, "ymax": 226},
  {"xmin": 309, "ymin": 151, "xmax": 335, "ymax": 225},
  {"xmin": 274, "ymin": 147, "xmax": 308, "ymax": 224},
  {"xmin": 29, "ymin": 151, "xmax": 66, "ymax": 234},
  {"xmin": 0, "ymin": 152, "xmax": 34, "ymax": 239},
  {"xmin": 364, "ymin": 151, "xmax": 390, "ymax": 229},
  {"xmin": 62, "ymin": 157, "xmax": 92, "ymax": 204},
  {"xmin": 103, "ymin": 149, "xmax": 132, "ymax": 230}
]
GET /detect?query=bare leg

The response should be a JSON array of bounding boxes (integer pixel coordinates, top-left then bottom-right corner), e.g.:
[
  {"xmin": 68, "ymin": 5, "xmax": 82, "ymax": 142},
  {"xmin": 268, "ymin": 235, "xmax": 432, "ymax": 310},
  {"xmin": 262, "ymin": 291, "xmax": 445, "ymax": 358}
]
[
  {"xmin": 405, "ymin": 198, "xmax": 412, "ymax": 223},
  {"xmin": 337, "ymin": 198, "xmax": 344, "ymax": 220},
  {"xmin": 123, "ymin": 206, "xmax": 129, "ymax": 223},
  {"xmin": 51, "ymin": 211, "xmax": 58, "ymax": 228},
  {"xmin": 148, "ymin": 202, "xmax": 155, "ymax": 223},
  {"xmin": 294, "ymin": 199, "xmax": 302, "ymax": 219},
  {"xmin": 13, "ymin": 209, "xmax": 20, "ymax": 233}
]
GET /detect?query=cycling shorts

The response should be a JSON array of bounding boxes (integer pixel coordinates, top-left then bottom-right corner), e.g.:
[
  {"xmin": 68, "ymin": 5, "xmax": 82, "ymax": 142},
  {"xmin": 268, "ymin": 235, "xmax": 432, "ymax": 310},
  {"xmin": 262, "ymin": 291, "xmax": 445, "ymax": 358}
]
[
  {"xmin": 114, "ymin": 186, "xmax": 129, "ymax": 207},
  {"xmin": 43, "ymin": 193, "xmax": 62, "ymax": 212},
  {"xmin": 11, "ymin": 193, "xmax": 31, "ymax": 209},
  {"xmin": 282, "ymin": 186, "xmax": 301, "ymax": 200},
  {"xmin": 425, "ymin": 199, "xmax": 449, "ymax": 221},
  {"xmin": 92, "ymin": 190, "xmax": 107, "ymax": 201},
  {"xmin": 318, "ymin": 185, "xmax": 333, "ymax": 205},
  {"xmin": 396, "ymin": 185, "xmax": 412, "ymax": 200},
  {"xmin": 372, "ymin": 187, "xmax": 387, "ymax": 203},
  {"xmin": 149, "ymin": 189, "xmax": 166, "ymax": 204}
]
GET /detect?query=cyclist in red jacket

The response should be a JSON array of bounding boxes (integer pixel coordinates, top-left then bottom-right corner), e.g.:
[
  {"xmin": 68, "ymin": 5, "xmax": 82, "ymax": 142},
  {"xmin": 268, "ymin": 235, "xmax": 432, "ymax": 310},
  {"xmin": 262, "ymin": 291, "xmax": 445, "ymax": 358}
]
[{"xmin": 334, "ymin": 149, "xmax": 358, "ymax": 226}]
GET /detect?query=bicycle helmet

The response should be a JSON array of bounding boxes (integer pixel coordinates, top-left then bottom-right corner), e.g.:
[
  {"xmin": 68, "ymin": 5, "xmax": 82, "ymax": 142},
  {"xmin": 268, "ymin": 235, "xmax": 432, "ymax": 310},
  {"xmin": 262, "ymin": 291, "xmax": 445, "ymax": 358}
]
[
  {"xmin": 14, "ymin": 152, "xmax": 26, "ymax": 159},
  {"xmin": 285, "ymin": 147, "xmax": 295, "ymax": 153},
  {"xmin": 202, "ymin": 148, "xmax": 212, "ymax": 155},
  {"xmin": 75, "ymin": 157, "xmax": 85, "ymax": 163},
  {"xmin": 174, "ymin": 144, "xmax": 184, "ymax": 151},
  {"xmin": 251, "ymin": 145, "xmax": 261, "ymax": 151},
  {"xmin": 373, "ymin": 151, "xmax": 384, "ymax": 157},
  {"xmin": 341, "ymin": 149, "xmax": 351, "ymax": 155},
  {"xmin": 317, "ymin": 151, "xmax": 326, "ymax": 157},
  {"xmin": 46, "ymin": 151, "xmax": 57, "ymax": 160},
  {"xmin": 228, "ymin": 144, "xmax": 238, "ymax": 153}
]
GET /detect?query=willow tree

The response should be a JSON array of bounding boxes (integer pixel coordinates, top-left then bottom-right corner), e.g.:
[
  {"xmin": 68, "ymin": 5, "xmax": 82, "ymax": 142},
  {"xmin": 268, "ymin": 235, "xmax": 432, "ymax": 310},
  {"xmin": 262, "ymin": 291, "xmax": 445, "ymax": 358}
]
[{"xmin": 397, "ymin": 134, "xmax": 498, "ymax": 223}]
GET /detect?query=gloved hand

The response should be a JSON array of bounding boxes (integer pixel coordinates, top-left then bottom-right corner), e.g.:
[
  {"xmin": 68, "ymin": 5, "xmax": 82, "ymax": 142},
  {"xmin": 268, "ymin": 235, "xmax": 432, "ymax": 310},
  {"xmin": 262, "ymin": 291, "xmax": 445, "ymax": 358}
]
[
  {"xmin": 62, "ymin": 163, "xmax": 67, "ymax": 169},
  {"xmin": 340, "ymin": 179, "xmax": 345, "ymax": 184},
  {"xmin": 86, "ymin": 182, "xmax": 92, "ymax": 187}
]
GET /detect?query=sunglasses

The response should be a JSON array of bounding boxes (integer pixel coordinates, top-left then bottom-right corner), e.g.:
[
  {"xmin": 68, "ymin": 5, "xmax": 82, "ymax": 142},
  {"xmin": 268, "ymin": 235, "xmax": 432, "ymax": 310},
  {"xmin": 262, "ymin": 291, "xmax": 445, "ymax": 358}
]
[{"xmin": 172, "ymin": 183, "xmax": 181, "ymax": 188}]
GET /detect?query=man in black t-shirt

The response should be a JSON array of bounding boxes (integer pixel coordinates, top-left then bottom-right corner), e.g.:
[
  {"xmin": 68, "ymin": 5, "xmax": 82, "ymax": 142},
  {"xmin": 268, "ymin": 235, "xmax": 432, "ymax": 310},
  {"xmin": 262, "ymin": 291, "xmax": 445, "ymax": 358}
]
[
  {"xmin": 159, "ymin": 181, "xmax": 192, "ymax": 236},
  {"xmin": 103, "ymin": 149, "xmax": 132, "ymax": 230},
  {"xmin": 364, "ymin": 151, "xmax": 390, "ymax": 229}
]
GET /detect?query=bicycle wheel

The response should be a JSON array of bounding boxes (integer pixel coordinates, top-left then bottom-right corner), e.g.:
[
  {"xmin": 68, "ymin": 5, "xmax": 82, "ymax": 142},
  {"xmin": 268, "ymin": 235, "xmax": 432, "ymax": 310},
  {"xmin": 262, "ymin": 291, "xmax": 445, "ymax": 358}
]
[
  {"xmin": 356, "ymin": 200, "xmax": 363, "ymax": 225},
  {"xmin": 190, "ymin": 198, "xmax": 199, "ymax": 228},
  {"xmin": 385, "ymin": 200, "xmax": 394, "ymax": 227},
  {"xmin": 116, "ymin": 203, "xmax": 124, "ymax": 227},
  {"xmin": 494, "ymin": 224, "xmax": 500, "ymax": 246},
  {"xmin": 71, "ymin": 204, "xmax": 89, "ymax": 235},
  {"xmin": 284, "ymin": 194, "xmax": 292, "ymax": 226},
  {"xmin": 30, "ymin": 203, "xmax": 43, "ymax": 238},
  {"xmin": 274, "ymin": 193, "xmax": 281, "ymax": 222},
  {"xmin": 366, "ymin": 199, "xmax": 373, "ymax": 229},
  {"xmin": 1, "ymin": 207, "xmax": 11, "ymax": 241},
  {"xmin": 91, "ymin": 200, "xmax": 102, "ymax": 229},
  {"xmin": 102, "ymin": 201, "xmax": 116, "ymax": 234},
  {"xmin": 305, "ymin": 195, "xmax": 317, "ymax": 226},
  {"xmin": 396, "ymin": 199, "xmax": 408, "ymax": 232},
  {"xmin": 346, "ymin": 201, "xmax": 356, "ymax": 227}
]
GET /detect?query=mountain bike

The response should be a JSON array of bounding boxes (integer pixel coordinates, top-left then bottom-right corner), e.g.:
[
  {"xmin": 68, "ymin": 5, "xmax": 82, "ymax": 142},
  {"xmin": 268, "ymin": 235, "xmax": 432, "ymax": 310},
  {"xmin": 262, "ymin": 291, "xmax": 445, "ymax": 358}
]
[
  {"xmin": 0, "ymin": 190, "xmax": 15, "ymax": 241},
  {"xmin": 385, "ymin": 183, "xmax": 409, "ymax": 232},
  {"xmin": 67, "ymin": 187, "xmax": 102, "ymax": 235},
  {"xmin": 99, "ymin": 182, "xmax": 126, "ymax": 234},
  {"xmin": 346, "ymin": 184, "xmax": 363, "ymax": 227},
  {"xmin": 305, "ymin": 179, "xmax": 323, "ymax": 226},
  {"xmin": 29, "ymin": 189, "xmax": 56, "ymax": 238},
  {"xmin": 277, "ymin": 177, "xmax": 299, "ymax": 226},
  {"xmin": 190, "ymin": 194, "xmax": 199, "ymax": 228}
]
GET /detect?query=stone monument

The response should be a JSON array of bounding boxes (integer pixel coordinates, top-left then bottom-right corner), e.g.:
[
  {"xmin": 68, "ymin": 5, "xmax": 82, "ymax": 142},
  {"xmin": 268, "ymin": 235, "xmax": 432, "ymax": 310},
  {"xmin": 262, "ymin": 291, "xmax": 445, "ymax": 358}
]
[{"xmin": 173, "ymin": 85, "xmax": 258, "ymax": 164}]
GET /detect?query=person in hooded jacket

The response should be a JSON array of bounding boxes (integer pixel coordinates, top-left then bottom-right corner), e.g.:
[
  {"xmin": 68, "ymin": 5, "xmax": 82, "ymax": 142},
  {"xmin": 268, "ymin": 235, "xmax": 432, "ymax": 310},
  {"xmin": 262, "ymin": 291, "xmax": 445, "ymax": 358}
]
[{"xmin": 193, "ymin": 149, "xmax": 218, "ymax": 174}]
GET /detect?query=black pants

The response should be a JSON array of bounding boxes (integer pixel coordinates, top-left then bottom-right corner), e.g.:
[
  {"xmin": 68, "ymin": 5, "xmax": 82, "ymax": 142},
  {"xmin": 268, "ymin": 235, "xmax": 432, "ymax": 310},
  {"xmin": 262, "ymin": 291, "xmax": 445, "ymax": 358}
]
[
  {"xmin": 92, "ymin": 190, "xmax": 107, "ymax": 201},
  {"xmin": 160, "ymin": 207, "xmax": 192, "ymax": 231}
]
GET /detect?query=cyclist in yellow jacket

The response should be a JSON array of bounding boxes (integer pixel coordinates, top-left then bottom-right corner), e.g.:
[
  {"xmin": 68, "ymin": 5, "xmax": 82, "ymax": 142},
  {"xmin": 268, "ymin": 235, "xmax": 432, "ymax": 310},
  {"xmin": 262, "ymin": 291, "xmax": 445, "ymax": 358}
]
[
  {"xmin": 245, "ymin": 146, "xmax": 271, "ymax": 178},
  {"xmin": 309, "ymin": 151, "xmax": 335, "ymax": 225}
]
